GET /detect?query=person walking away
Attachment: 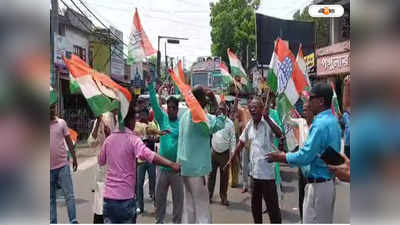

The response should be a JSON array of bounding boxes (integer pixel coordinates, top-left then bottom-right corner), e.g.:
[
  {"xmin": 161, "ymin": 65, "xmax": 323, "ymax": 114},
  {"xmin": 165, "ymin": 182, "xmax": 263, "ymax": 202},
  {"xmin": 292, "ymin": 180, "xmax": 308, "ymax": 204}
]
[
  {"xmin": 50, "ymin": 103, "xmax": 78, "ymax": 224},
  {"xmin": 267, "ymin": 82, "xmax": 342, "ymax": 223},
  {"xmin": 99, "ymin": 106, "xmax": 180, "ymax": 224},
  {"xmin": 226, "ymin": 97, "xmax": 283, "ymax": 224},
  {"xmin": 148, "ymin": 76, "xmax": 184, "ymax": 223},
  {"xmin": 177, "ymin": 86, "xmax": 226, "ymax": 223},
  {"xmin": 208, "ymin": 101, "xmax": 236, "ymax": 206}
]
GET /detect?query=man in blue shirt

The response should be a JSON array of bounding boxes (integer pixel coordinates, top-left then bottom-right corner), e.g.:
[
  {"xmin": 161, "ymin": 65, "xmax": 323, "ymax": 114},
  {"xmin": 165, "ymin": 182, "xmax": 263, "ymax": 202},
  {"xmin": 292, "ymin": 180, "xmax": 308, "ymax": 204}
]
[{"xmin": 267, "ymin": 82, "xmax": 341, "ymax": 223}]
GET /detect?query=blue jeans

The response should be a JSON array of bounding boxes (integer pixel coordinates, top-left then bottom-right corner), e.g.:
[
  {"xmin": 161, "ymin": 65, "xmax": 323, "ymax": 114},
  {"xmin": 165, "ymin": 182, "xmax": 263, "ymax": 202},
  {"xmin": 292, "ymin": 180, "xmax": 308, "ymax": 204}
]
[
  {"xmin": 136, "ymin": 162, "xmax": 156, "ymax": 211},
  {"xmin": 50, "ymin": 165, "xmax": 77, "ymax": 224},
  {"xmin": 103, "ymin": 198, "xmax": 136, "ymax": 224}
]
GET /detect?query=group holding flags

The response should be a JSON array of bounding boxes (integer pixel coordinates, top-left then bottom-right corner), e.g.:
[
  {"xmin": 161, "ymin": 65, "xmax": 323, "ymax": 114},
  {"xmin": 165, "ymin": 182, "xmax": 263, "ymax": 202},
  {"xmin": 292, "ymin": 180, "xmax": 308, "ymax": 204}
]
[{"xmin": 50, "ymin": 7, "xmax": 348, "ymax": 224}]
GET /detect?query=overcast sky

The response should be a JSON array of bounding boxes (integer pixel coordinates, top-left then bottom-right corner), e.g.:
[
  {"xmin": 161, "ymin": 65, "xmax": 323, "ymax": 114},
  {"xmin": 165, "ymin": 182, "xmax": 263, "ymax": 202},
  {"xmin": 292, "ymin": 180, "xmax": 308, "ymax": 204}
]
[{"xmin": 67, "ymin": 0, "xmax": 311, "ymax": 68}]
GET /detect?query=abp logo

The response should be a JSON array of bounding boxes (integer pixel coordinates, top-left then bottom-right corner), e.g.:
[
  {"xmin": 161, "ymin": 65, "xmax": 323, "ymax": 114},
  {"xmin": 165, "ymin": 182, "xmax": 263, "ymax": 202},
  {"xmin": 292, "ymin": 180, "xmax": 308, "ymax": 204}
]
[{"xmin": 308, "ymin": 5, "xmax": 344, "ymax": 18}]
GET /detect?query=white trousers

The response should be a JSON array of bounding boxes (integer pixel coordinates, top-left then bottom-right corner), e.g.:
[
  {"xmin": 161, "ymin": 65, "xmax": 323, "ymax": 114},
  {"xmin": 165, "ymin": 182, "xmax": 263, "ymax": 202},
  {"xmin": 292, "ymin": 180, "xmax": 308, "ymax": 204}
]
[
  {"xmin": 182, "ymin": 176, "xmax": 211, "ymax": 224},
  {"xmin": 303, "ymin": 179, "xmax": 336, "ymax": 223}
]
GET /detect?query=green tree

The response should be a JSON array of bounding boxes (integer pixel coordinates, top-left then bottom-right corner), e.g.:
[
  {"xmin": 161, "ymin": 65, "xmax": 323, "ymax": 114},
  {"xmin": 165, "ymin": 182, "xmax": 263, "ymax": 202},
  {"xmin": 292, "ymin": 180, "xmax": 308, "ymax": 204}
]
[
  {"xmin": 293, "ymin": 6, "xmax": 329, "ymax": 48},
  {"xmin": 210, "ymin": 0, "xmax": 260, "ymax": 70}
]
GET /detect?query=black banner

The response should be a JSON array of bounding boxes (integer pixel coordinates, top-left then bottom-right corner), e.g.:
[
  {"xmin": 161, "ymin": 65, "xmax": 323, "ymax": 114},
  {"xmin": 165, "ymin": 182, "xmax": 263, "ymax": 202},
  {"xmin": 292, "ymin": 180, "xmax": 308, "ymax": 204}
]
[{"xmin": 256, "ymin": 13, "xmax": 315, "ymax": 65}]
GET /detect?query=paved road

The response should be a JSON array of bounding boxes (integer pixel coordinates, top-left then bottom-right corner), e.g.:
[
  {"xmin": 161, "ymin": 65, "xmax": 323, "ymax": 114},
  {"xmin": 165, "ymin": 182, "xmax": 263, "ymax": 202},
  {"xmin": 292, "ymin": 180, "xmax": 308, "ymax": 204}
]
[{"xmin": 56, "ymin": 147, "xmax": 350, "ymax": 223}]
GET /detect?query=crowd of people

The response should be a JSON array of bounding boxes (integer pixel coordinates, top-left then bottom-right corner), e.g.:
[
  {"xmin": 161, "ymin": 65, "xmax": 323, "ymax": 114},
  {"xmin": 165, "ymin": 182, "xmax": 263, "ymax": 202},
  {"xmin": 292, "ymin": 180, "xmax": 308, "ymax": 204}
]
[{"xmin": 50, "ymin": 74, "xmax": 350, "ymax": 223}]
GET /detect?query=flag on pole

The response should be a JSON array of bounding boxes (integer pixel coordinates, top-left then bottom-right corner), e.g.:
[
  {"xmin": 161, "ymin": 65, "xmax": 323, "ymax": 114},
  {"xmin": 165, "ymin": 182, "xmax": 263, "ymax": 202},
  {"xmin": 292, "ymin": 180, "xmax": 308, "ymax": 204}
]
[
  {"xmin": 296, "ymin": 44, "xmax": 311, "ymax": 90},
  {"xmin": 268, "ymin": 38, "xmax": 308, "ymax": 106},
  {"xmin": 220, "ymin": 62, "xmax": 242, "ymax": 89},
  {"xmin": 63, "ymin": 54, "xmax": 132, "ymax": 127},
  {"xmin": 268, "ymin": 38, "xmax": 307, "ymax": 151},
  {"xmin": 330, "ymin": 81, "xmax": 341, "ymax": 116},
  {"xmin": 169, "ymin": 61, "xmax": 209, "ymax": 132},
  {"xmin": 127, "ymin": 8, "xmax": 156, "ymax": 65},
  {"xmin": 227, "ymin": 48, "xmax": 248, "ymax": 85}
]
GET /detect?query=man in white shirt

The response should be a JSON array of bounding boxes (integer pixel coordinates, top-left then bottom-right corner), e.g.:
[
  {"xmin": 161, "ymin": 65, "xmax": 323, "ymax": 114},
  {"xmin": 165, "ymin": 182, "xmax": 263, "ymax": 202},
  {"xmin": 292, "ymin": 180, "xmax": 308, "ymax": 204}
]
[
  {"xmin": 208, "ymin": 102, "xmax": 236, "ymax": 206},
  {"xmin": 226, "ymin": 97, "xmax": 283, "ymax": 223}
]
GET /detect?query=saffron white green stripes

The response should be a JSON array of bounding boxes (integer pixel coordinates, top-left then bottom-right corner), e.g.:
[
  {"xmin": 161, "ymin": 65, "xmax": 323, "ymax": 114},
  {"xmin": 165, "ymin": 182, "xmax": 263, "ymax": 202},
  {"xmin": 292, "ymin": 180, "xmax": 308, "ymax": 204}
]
[{"xmin": 227, "ymin": 48, "xmax": 248, "ymax": 85}]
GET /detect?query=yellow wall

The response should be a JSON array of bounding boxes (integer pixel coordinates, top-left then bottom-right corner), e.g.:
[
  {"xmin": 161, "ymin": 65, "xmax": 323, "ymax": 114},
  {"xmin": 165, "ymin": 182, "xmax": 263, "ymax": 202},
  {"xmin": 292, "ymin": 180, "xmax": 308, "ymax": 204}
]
[{"xmin": 91, "ymin": 41, "xmax": 110, "ymax": 75}]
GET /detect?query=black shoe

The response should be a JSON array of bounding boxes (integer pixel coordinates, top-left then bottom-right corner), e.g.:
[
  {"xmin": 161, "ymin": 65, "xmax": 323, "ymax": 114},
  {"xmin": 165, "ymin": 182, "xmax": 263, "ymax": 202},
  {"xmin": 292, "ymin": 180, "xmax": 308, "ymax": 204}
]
[{"xmin": 221, "ymin": 199, "xmax": 229, "ymax": 206}]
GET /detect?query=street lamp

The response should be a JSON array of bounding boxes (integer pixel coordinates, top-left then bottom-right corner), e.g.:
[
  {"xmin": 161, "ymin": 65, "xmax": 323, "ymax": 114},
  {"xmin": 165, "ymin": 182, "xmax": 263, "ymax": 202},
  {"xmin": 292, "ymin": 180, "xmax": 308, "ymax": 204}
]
[{"xmin": 157, "ymin": 36, "xmax": 188, "ymax": 80}]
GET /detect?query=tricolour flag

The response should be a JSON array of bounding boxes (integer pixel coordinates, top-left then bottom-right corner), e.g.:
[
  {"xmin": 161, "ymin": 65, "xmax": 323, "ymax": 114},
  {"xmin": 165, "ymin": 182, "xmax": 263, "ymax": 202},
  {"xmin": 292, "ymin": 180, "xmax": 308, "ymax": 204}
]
[
  {"xmin": 268, "ymin": 38, "xmax": 308, "ymax": 106},
  {"xmin": 296, "ymin": 44, "xmax": 311, "ymax": 90},
  {"xmin": 330, "ymin": 81, "xmax": 341, "ymax": 116},
  {"xmin": 169, "ymin": 61, "xmax": 209, "ymax": 132},
  {"xmin": 227, "ymin": 48, "xmax": 248, "ymax": 85},
  {"xmin": 69, "ymin": 73, "xmax": 81, "ymax": 94},
  {"xmin": 127, "ymin": 8, "xmax": 156, "ymax": 65},
  {"xmin": 63, "ymin": 54, "xmax": 132, "ymax": 125},
  {"xmin": 220, "ymin": 62, "xmax": 242, "ymax": 89},
  {"xmin": 268, "ymin": 38, "xmax": 307, "ymax": 151}
]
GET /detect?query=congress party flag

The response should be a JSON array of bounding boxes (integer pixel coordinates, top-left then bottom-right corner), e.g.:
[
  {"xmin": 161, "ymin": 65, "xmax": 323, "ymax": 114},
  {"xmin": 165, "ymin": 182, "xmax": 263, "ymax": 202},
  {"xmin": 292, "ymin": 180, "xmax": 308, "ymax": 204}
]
[
  {"xmin": 127, "ymin": 8, "xmax": 156, "ymax": 65},
  {"xmin": 296, "ymin": 44, "xmax": 311, "ymax": 90},
  {"xmin": 63, "ymin": 54, "xmax": 132, "ymax": 127},
  {"xmin": 168, "ymin": 61, "xmax": 208, "ymax": 132}
]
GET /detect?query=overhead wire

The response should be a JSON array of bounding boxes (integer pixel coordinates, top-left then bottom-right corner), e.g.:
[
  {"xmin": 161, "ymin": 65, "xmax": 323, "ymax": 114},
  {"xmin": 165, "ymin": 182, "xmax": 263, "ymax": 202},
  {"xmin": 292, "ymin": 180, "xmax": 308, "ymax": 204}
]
[
  {"xmin": 75, "ymin": 0, "xmax": 130, "ymax": 48},
  {"xmin": 59, "ymin": 0, "xmax": 128, "ymax": 64},
  {"xmin": 64, "ymin": 0, "xmax": 210, "ymax": 68}
]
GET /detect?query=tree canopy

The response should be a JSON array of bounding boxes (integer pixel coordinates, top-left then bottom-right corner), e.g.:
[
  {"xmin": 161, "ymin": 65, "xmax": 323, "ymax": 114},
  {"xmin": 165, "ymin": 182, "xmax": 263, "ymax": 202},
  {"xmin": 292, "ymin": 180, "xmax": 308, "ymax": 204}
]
[
  {"xmin": 293, "ymin": 6, "xmax": 329, "ymax": 48},
  {"xmin": 210, "ymin": 0, "xmax": 260, "ymax": 69}
]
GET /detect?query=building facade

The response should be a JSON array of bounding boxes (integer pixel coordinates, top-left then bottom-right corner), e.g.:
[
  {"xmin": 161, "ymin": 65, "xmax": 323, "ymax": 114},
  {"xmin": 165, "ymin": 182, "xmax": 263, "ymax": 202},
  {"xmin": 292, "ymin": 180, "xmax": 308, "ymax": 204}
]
[{"xmin": 313, "ymin": 0, "xmax": 350, "ymax": 111}]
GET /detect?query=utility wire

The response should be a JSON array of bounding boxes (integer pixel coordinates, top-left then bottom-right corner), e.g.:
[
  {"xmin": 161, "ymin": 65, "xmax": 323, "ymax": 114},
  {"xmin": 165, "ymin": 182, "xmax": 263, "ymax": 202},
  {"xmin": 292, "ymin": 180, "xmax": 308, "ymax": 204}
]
[
  {"xmin": 59, "ymin": 0, "xmax": 94, "ymax": 33},
  {"xmin": 59, "ymin": 0, "xmax": 128, "ymax": 63},
  {"xmin": 69, "ymin": 0, "xmax": 130, "ymax": 59},
  {"xmin": 76, "ymin": 0, "xmax": 130, "ymax": 48}
]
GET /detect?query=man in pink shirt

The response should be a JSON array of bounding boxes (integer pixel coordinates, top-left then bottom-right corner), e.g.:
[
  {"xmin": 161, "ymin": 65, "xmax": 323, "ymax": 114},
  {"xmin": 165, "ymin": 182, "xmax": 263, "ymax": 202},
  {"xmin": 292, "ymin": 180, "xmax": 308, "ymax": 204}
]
[
  {"xmin": 50, "ymin": 103, "xmax": 78, "ymax": 224},
  {"xmin": 99, "ymin": 106, "xmax": 180, "ymax": 224}
]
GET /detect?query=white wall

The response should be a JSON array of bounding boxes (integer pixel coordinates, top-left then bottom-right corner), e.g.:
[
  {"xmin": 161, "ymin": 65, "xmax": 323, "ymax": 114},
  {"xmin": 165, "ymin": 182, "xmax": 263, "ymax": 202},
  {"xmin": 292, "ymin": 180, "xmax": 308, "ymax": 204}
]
[{"xmin": 64, "ymin": 27, "xmax": 89, "ymax": 62}]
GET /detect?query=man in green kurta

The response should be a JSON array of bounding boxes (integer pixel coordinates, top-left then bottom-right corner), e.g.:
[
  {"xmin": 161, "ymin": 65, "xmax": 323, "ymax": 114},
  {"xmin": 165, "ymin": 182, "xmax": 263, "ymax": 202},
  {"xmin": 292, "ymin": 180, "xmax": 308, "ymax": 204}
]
[{"xmin": 177, "ymin": 86, "xmax": 226, "ymax": 223}]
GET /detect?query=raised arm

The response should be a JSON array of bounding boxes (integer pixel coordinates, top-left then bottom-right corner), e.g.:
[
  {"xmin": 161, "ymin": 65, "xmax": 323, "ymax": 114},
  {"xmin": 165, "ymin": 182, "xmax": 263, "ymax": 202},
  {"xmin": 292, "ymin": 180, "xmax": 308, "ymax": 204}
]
[{"xmin": 148, "ymin": 82, "xmax": 166, "ymax": 124}]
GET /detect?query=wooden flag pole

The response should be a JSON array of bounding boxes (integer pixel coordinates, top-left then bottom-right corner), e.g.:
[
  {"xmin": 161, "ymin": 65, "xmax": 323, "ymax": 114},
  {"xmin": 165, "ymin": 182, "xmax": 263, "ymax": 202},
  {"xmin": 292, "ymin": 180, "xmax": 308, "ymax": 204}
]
[{"xmin": 263, "ymin": 86, "xmax": 271, "ymax": 110}]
